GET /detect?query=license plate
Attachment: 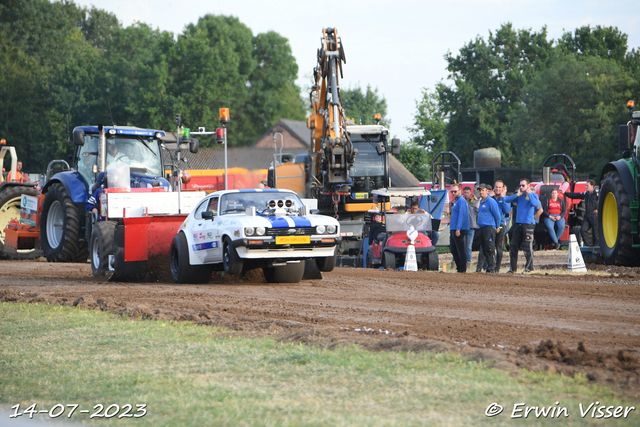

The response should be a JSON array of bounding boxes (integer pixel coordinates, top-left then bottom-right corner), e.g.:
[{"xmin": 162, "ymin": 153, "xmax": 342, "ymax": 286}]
[{"xmin": 276, "ymin": 236, "xmax": 310, "ymax": 244}]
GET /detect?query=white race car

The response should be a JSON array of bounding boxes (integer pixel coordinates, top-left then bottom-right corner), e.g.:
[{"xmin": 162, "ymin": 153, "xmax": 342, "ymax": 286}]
[{"xmin": 170, "ymin": 189, "xmax": 340, "ymax": 283}]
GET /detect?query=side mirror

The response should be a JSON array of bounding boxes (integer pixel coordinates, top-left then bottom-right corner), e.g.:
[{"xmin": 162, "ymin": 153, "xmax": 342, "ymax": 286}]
[
  {"xmin": 202, "ymin": 211, "xmax": 213, "ymax": 220},
  {"xmin": 73, "ymin": 129, "xmax": 85, "ymax": 146},
  {"xmin": 391, "ymin": 138, "xmax": 400, "ymax": 155},
  {"xmin": 189, "ymin": 138, "xmax": 199, "ymax": 154},
  {"xmin": 619, "ymin": 125, "xmax": 631, "ymax": 151}
]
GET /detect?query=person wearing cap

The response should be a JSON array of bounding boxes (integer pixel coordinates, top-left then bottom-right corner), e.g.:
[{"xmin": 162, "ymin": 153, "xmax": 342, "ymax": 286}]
[
  {"xmin": 475, "ymin": 184, "xmax": 502, "ymax": 273},
  {"xmin": 477, "ymin": 181, "xmax": 511, "ymax": 272},
  {"xmin": 504, "ymin": 178, "xmax": 540, "ymax": 273},
  {"xmin": 449, "ymin": 184, "xmax": 469, "ymax": 273}
]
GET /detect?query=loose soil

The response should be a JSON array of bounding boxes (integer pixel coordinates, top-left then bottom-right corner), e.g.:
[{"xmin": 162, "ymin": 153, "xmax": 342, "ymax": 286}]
[{"xmin": 1, "ymin": 251, "xmax": 639, "ymax": 397}]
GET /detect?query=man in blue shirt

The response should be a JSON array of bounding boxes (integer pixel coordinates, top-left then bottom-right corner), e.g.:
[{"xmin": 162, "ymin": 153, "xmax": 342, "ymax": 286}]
[
  {"xmin": 477, "ymin": 180, "xmax": 511, "ymax": 272},
  {"xmin": 449, "ymin": 184, "xmax": 470, "ymax": 273},
  {"xmin": 504, "ymin": 178, "xmax": 540, "ymax": 273},
  {"xmin": 476, "ymin": 184, "xmax": 503, "ymax": 273}
]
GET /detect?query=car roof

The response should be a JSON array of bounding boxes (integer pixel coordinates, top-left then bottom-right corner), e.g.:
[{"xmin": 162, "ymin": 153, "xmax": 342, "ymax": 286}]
[{"xmin": 208, "ymin": 188, "xmax": 296, "ymax": 197}]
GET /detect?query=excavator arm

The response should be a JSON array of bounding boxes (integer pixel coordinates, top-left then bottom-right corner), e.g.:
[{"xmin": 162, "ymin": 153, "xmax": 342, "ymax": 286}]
[{"xmin": 308, "ymin": 27, "xmax": 355, "ymax": 188}]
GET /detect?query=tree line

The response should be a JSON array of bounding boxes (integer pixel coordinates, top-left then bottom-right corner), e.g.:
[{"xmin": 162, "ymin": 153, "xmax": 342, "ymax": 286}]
[
  {"xmin": 405, "ymin": 24, "xmax": 640, "ymax": 182},
  {"xmin": 0, "ymin": 0, "xmax": 307, "ymax": 172}
]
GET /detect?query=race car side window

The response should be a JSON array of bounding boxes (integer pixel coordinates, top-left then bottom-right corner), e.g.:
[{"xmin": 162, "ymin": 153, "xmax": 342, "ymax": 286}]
[
  {"xmin": 207, "ymin": 197, "xmax": 219, "ymax": 216},
  {"xmin": 193, "ymin": 199, "xmax": 209, "ymax": 220}
]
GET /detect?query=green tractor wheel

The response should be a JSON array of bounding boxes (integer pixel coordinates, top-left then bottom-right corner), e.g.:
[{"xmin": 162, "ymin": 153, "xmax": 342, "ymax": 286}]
[{"xmin": 598, "ymin": 171, "xmax": 638, "ymax": 266}]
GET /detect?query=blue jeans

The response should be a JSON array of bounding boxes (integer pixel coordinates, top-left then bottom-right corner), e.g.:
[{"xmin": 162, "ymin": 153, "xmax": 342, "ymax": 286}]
[
  {"xmin": 543, "ymin": 216, "xmax": 565, "ymax": 244},
  {"xmin": 465, "ymin": 229, "xmax": 476, "ymax": 263}
]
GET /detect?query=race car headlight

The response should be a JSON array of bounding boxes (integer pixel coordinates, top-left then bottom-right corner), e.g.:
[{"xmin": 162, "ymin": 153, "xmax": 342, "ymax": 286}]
[
  {"xmin": 245, "ymin": 227, "xmax": 255, "ymax": 236},
  {"xmin": 326, "ymin": 225, "xmax": 337, "ymax": 234},
  {"xmin": 256, "ymin": 227, "xmax": 266, "ymax": 236},
  {"xmin": 316, "ymin": 225, "xmax": 326, "ymax": 235}
]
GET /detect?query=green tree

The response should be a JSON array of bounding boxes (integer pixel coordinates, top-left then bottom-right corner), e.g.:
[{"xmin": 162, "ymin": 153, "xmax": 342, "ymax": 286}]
[
  {"xmin": 513, "ymin": 55, "xmax": 632, "ymax": 177},
  {"xmin": 246, "ymin": 31, "xmax": 306, "ymax": 139},
  {"xmin": 341, "ymin": 85, "xmax": 390, "ymax": 128},
  {"xmin": 436, "ymin": 23, "xmax": 554, "ymax": 167},
  {"xmin": 395, "ymin": 143, "xmax": 430, "ymax": 182},
  {"xmin": 407, "ymin": 88, "xmax": 447, "ymax": 169}
]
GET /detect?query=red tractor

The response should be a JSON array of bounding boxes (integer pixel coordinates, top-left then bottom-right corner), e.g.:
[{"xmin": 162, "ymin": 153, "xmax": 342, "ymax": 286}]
[{"xmin": 529, "ymin": 154, "xmax": 588, "ymax": 249}]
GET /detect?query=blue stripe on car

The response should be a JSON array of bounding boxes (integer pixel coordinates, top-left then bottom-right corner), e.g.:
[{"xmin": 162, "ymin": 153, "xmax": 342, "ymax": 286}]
[
  {"xmin": 192, "ymin": 241, "xmax": 219, "ymax": 251},
  {"xmin": 265, "ymin": 216, "xmax": 312, "ymax": 228}
]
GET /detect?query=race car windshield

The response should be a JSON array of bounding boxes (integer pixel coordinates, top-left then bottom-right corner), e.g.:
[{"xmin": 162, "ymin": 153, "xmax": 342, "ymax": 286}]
[{"xmin": 220, "ymin": 192, "xmax": 304, "ymax": 214}]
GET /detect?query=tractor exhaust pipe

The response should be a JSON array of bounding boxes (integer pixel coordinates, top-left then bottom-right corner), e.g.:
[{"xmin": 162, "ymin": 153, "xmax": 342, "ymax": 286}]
[
  {"xmin": 543, "ymin": 166, "xmax": 551, "ymax": 184},
  {"xmin": 98, "ymin": 124, "xmax": 107, "ymax": 173}
]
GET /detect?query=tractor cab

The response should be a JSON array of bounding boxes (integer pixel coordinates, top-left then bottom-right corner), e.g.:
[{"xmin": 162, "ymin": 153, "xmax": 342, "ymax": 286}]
[{"xmin": 364, "ymin": 188, "xmax": 438, "ymax": 271}]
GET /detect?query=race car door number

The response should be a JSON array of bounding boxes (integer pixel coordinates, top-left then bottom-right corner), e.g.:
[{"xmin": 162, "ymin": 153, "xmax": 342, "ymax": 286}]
[{"xmin": 275, "ymin": 236, "xmax": 310, "ymax": 244}]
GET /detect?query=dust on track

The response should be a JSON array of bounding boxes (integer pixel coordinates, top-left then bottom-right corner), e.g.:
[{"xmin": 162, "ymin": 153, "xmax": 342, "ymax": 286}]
[{"xmin": 1, "ymin": 256, "xmax": 639, "ymax": 397}]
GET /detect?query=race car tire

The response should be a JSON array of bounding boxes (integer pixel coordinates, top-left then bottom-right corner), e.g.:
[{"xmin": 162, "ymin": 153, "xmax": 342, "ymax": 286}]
[
  {"xmin": 223, "ymin": 237, "xmax": 243, "ymax": 275},
  {"xmin": 41, "ymin": 183, "xmax": 88, "ymax": 262},
  {"xmin": 316, "ymin": 251, "xmax": 336, "ymax": 272},
  {"xmin": 90, "ymin": 221, "xmax": 115, "ymax": 277},
  {"xmin": 382, "ymin": 251, "xmax": 396, "ymax": 270},
  {"xmin": 0, "ymin": 185, "xmax": 40, "ymax": 260},
  {"xmin": 263, "ymin": 261, "xmax": 305, "ymax": 283},
  {"xmin": 170, "ymin": 233, "xmax": 212, "ymax": 284}
]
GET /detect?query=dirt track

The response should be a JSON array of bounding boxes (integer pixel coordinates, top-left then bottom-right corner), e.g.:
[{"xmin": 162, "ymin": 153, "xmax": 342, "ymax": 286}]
[{"xmin": 1, "ymin": 253, "xmax": 640, "ymax": 396}]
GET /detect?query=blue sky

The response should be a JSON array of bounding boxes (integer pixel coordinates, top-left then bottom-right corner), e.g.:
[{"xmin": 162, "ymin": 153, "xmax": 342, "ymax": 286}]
[{"xmin": 73, "ymin": 0, "xmax": 640, "ymax": 141}]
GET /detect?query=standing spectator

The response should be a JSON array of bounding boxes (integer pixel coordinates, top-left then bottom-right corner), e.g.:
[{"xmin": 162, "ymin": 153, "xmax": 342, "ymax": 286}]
[
  {"xmin": 542, "ymin": 188, "xmax": 566, "ymax": 250},
  {"xmin": 6, "ymin": 159, "xmax": 29, "ymax": 183},
  {"xmin": 562, "ymin": 179, "xmax": 599, "ymax": 247},
  {"xmin": 478, "ymin": 181, "xmax": 511, "ymax": 272},
  {"xmin": 449, "ymin": 184, "xmax": 469, "ymax": 273},
  {"xmin": 463, "ymin": 186, "xmax": 478, "ymax": 272},
  {"xmin": 504, "ymin": 178, "xmax": 540, "ymax": 273},
  {"xmin": 476, "ymin": 184, "xmax": 502, "ymax": 273}
]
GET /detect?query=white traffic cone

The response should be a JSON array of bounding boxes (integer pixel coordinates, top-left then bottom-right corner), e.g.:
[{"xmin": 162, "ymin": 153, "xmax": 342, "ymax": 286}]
[
  {"xmin": 568, "ymin": 234, "xmax": 587, "ymax": 273},
  {"xmin": 404, "ymin": 226, "xmax": 419, "ymax": 271}
]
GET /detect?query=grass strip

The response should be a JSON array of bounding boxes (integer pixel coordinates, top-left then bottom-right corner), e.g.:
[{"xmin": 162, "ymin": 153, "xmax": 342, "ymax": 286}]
[{"xmin": 0, "ymin": 302, "xmax": 637, "ymax": 426}]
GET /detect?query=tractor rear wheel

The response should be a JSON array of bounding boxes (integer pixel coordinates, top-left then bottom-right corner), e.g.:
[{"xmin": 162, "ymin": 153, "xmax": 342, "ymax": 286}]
[
  {"xmin": 382, "ymin": 251, "xmax": 396, "ymax": 270},
  {"xmin": 170, "ymin": 233, "xmax": 212, "ymax": 284},
  {"xmin": 0, "ymin": 185, "xmax": 40, "ymax": 260},
  {"xmin": 598, "ymin": 171, "xmax": 638, "ymax": 266},
  {"xmin": 263, "ymin": 261, "xmax": 305, "ymax": 283},
  {"xmin": 41, "ymin": 183, "xmax": 88, "ymax": 262},
  {"xmin": 90, "ymin": 221, "xmax": 115, "ymax": 277}
]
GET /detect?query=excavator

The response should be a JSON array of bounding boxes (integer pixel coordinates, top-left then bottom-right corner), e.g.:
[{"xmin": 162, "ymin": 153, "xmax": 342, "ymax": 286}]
[{"xmin": 271, "ymin": 27, "xmax": 400, "ymax": 261}]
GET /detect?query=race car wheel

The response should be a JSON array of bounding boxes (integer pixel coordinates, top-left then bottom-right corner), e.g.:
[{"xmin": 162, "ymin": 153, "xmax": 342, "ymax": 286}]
[
  {"xmin": 426, "ymin": 251, "xmax": 439, "ymax": 271},
  {"xmin": 263, "ymin": 261, "xmax": 305, "ymax": 283},
  {"xmin": 90, "ymin": 221, "xmax": 115, "ymax": 277},
  {"xmin": 316, "ymin": 251, "xmax": 337, "ymax": 272},
  {"xmin": 41, "ymin": 183, "xmax": 88, "ymax": 262},
  {"xmin": 223, "ymin": 237, "xmax": 243, "ymax": 275},
  {"xmin": 170, "ymin": 233, "xmax": 212, "ymax": 284},
  {"xmin": 382, "ymin": 251, "xmax": 396, "ymax": 270},
  {"xmin": 0, "ymin": 185, "xmax": 40, "ymax": 260}
]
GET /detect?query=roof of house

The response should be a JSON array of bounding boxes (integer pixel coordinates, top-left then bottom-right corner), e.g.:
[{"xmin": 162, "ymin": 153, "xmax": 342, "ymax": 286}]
[{"xmin": 252, "ymin": 119, "xmax": 310, "ymax": 148}]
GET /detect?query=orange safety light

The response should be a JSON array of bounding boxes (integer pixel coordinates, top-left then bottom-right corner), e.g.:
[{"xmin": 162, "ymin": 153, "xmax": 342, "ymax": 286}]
[
  {"xmin": 0, "ymin": 138, "xmax": 6, "ymax": 145},
  {"xmin": 627, "ymin": 100, "xmax": 635, "ymax": 109},
  {"xmin": 374, "ymin": 113, "xmax": 381, "ymax": 124},
  {"xmin": 219, "ymin": 108, "xmax": 230, "ymax": 124}
]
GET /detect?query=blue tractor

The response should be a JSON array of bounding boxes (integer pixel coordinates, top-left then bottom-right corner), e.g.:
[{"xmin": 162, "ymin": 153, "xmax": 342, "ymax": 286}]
[{"xmin": 40, "ymin": 123, "xmax": 199, "ymax": 272}]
